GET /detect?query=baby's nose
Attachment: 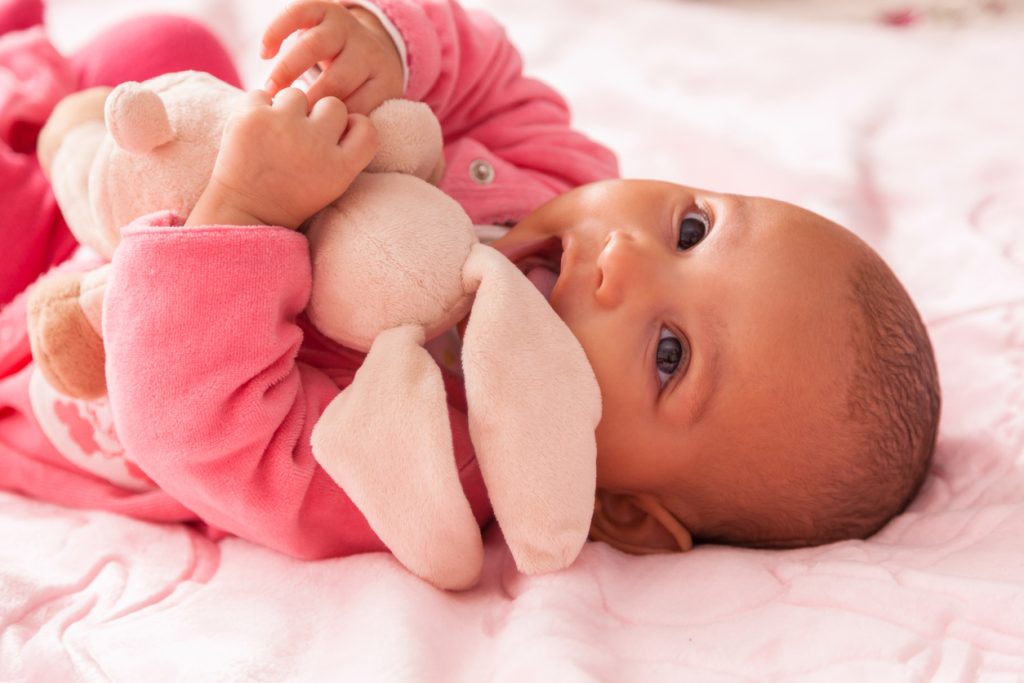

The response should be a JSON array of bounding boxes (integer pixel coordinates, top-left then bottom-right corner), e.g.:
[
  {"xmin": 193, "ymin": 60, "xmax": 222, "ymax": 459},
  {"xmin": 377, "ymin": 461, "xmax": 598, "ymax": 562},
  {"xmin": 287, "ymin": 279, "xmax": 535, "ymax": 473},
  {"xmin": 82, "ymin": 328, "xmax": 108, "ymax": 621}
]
[{"xmin": 595, "ymin": 230, "xmax": 646, "ymax": 308}]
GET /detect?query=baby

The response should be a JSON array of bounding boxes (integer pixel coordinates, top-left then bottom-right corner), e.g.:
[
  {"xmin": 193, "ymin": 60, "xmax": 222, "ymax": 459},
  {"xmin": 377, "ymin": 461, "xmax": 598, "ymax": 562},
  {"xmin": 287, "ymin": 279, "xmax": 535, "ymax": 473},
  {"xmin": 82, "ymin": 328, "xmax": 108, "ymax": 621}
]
[
  {"xmin": 0, "ymin": 0, "xmax": 939, "ymax": 560},
  {"xmin": 226, "ymin": 0, "xmax": 942, "ymax": 551}
]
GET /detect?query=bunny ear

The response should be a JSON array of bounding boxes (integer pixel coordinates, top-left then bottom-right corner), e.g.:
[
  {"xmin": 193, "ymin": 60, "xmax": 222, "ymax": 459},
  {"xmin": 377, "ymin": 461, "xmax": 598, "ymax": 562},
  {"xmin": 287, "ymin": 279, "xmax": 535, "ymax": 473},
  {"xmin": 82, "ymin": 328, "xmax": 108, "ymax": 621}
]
[
  {"xmin": 310, "ymin": 324, "xmax": 484, "ymax": 591},
  {"xmin": 105, "ymin": 81, "xmax": 175, "ymax": 154},
  {"xmin": 461, "ymin": 244, "xmax": 601, "ymax": 575}
]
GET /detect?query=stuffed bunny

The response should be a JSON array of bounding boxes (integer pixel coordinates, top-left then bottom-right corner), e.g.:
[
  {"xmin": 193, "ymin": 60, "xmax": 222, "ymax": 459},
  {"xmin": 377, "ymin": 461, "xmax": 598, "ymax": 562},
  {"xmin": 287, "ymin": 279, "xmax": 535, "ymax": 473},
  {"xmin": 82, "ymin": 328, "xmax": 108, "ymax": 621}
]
[
  {"xmin": 306, "ymin": 100, "xmax": 601, "ymax": 589},
  {"xmin": 31, "ymin": 71, "xmax": 601, "ymax": 590}
]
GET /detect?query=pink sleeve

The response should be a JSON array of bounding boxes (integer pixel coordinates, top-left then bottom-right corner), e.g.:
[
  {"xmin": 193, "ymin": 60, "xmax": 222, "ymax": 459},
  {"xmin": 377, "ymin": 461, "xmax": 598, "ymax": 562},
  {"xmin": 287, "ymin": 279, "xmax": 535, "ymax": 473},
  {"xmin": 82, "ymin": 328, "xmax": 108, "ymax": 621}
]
[
  {"xmin": 103, "ymin": 213, "xmax": 386, "ymax": 559},
  {"xmin": 372, "ymin": 0, "xmax": 619, "ymax": 223}
]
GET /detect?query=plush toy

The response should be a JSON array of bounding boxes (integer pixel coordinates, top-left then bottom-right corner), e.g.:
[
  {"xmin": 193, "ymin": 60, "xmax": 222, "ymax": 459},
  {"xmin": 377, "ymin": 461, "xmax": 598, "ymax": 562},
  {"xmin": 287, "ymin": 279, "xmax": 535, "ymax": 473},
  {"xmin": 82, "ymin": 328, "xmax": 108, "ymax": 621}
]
[
  {"xmin": 31, "ymin": 71, "xmax": 601, "ymax": 590},
  {"xmin": 28, "ymin": 72, "xmax": 243, "ymax": 399},
  {"xmin": 305, "ymin": 100, "xmax": 601, "ymax": 589}
]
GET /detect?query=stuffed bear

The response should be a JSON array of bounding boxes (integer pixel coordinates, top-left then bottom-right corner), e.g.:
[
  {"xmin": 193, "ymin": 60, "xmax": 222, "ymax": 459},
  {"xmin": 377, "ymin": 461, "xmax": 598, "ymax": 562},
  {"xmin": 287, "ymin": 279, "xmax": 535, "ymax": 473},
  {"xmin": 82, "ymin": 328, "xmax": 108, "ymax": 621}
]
[
  {"xmin": 31, "ymin": 71, "xmax": 601, "ymax": 590},
  {"xmin": 28, "ymin": 71, "xmax": 243, "ymax": 399}
]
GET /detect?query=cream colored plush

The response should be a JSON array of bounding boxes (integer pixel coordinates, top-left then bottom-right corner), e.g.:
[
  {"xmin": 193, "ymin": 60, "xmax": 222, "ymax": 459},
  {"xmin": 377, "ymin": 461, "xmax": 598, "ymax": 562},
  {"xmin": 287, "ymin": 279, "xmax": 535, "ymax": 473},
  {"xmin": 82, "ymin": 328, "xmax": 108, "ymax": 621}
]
[
  {"xmin": 28, "ymin": 71, "xmax": 242, "ymax": 399},
  {"xmin": 308, "ymin": 100, "xmax": 601, "ymax": 590},
  {"xmin": 32, "ymin": 72, "xmax": 601, "ymax": 590}
]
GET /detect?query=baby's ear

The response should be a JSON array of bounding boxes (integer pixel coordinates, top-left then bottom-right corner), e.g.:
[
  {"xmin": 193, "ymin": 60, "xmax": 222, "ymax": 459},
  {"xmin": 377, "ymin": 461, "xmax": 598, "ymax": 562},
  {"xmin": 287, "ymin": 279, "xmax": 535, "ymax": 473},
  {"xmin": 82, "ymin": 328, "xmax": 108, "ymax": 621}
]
[{"xmin": 590, "ymin": 491, "xmax": 694, "ymax": 554}]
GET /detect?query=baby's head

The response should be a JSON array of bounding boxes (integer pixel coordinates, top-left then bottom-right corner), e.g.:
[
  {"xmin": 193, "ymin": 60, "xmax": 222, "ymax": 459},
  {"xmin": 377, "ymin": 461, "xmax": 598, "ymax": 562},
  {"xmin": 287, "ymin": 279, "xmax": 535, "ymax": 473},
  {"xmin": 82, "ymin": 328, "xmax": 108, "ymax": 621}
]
[{"xmin": 491, "ymin": 180, "xmax": 941, "ymax": 553}]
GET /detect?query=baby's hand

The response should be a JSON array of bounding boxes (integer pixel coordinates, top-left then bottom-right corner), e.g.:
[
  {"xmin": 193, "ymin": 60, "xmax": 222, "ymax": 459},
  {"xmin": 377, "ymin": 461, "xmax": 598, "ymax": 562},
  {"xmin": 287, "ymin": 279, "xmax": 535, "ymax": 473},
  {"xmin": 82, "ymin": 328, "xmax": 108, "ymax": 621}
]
[
  {"xmin": 261, "ymin": 0, "xmax": 404, "ymax": 115},
  {"xmin": 189, "ymin": 88, "xmax": 377, "ymax": 230}
]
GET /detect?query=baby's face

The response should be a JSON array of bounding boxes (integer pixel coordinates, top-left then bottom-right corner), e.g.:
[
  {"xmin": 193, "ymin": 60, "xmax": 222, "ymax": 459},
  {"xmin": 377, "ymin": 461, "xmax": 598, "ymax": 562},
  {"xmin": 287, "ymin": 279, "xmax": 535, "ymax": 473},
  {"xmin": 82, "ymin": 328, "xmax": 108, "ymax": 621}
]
[{"xmin": 491, "ymin": 180, "xmax": 865, "ymax": 544}]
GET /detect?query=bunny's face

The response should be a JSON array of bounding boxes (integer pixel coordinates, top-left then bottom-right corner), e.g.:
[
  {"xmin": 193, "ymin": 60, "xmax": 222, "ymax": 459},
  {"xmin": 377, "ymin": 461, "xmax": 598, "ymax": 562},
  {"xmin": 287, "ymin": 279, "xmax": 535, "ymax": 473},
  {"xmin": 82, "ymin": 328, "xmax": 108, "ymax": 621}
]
[{"xmin": 305, "ymin": 173, "xmax": 478, "ymax": 351}]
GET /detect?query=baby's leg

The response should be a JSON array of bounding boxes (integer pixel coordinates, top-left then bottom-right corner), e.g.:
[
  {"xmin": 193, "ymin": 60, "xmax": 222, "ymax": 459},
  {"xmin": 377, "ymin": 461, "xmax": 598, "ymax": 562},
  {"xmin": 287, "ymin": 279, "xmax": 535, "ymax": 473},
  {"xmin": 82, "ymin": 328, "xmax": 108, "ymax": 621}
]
[
  {"xmin": 0, "ymin": 0, "xmax": 42, "ymax": 36},
  {"xmin": 70, "ymin": 14, "xmax": 241, "ymax": 90},
  {"xmin": 0, "ymin": 13, "xmax": 241, "ymax": 307},
  {"xmin": 0, "ymin": 24, "xmax": 73, "ymax": 308}
]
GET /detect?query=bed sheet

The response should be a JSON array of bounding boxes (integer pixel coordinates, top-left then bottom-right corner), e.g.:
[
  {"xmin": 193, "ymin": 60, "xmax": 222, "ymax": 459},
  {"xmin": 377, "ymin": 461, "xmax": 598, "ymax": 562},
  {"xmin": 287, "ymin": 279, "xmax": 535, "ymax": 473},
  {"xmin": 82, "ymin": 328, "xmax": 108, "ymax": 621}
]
[{"xmin": 4, "ymin": 0, "xmax": 1024, "ymax": 680}]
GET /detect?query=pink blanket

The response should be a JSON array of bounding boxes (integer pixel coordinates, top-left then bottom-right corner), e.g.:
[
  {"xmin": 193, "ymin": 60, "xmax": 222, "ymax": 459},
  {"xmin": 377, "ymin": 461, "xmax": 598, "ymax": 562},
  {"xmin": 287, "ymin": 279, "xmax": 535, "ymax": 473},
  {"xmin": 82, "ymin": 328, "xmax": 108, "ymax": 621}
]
[{"xmin": 3, "ymin": 0, "xmax": 1024, "ymax": 679}]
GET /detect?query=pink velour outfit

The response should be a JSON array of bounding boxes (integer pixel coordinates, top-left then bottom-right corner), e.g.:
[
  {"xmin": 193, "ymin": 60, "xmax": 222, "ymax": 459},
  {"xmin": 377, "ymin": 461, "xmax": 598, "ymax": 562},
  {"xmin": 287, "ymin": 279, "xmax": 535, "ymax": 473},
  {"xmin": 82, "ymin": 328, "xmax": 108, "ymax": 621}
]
[{"xmin": 0, "ymin": 0, "xmax": 618, "ymax": 558}]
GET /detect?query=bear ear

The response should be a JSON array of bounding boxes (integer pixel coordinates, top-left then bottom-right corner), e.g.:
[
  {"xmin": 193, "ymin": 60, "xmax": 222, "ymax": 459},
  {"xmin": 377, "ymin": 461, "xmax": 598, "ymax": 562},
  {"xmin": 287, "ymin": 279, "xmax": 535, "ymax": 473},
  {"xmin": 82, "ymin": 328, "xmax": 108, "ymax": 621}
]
[
  {"xmin": 366, "ymin": 99, "xmax": 442, "ymax": 180},
  {"xmin": 104, "ymin": 81, "xmax": 175, "ymax": 154}
]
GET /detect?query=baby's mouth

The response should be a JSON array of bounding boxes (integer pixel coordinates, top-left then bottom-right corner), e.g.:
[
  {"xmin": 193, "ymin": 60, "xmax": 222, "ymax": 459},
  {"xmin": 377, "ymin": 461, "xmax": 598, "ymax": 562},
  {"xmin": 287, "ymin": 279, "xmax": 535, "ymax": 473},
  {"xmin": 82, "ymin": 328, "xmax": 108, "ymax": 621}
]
[{"xmin": 508, "ymin": 237, "xmax": 563, "ymax": 301}]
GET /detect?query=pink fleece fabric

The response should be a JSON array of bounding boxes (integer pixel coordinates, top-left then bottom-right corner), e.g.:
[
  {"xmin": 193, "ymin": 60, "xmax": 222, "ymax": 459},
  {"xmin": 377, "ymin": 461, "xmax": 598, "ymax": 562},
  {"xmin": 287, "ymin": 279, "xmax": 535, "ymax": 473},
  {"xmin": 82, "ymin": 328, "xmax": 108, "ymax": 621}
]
[
  {"xmin": 0, "ymin": 0, "xmax": 618, "ymax": 558},
  {"xmin": 380, "ymin": 0, "xmax": 618, "ymax": 225}
]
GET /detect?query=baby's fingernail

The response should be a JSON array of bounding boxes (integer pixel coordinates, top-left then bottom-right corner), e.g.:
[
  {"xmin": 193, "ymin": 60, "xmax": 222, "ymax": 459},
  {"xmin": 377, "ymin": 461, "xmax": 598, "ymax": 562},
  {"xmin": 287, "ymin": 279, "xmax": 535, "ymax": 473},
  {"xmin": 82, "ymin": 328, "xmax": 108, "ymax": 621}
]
[{"xmin": 264, "ymin": 78, "xmax": 277, "ymax": 93}]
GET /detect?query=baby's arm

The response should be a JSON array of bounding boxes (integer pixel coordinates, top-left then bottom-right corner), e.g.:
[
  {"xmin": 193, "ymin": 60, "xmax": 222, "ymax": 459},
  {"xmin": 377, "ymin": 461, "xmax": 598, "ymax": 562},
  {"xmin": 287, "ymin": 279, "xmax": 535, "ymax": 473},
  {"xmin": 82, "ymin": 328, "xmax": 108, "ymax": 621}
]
[
  {"xmin": 394, "ymin": 0, "xmax": 620, "ymax": 196},
  {"xmin": 263, "ymin": 0, "xmax": 619, "ymax": 223},
  {"xmin": 102, "ymin": 89, "xmax": 388, "ymax": 558}
]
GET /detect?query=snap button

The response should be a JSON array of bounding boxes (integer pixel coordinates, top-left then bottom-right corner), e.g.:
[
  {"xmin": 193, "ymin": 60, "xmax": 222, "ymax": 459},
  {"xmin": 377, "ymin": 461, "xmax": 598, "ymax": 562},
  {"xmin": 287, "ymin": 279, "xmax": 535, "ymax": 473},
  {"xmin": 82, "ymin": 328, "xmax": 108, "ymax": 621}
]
[{"xmin": 469, "ymin": 159, "xmax": 495, "ymax": 184}]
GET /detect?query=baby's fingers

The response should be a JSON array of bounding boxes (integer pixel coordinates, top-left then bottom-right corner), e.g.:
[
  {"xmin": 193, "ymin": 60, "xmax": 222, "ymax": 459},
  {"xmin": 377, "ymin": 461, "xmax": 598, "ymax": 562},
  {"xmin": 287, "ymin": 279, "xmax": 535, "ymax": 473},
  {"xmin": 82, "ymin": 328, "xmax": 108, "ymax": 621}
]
[
  {"xmin": 265, "ymin": 25, "xmax": 346, "ymax": 95},
  {"xmin": 332, "ymin": 113, "xmax": 378, "ymax": 179},
  {"xmin": 243, "ymin": 89, "xmax": 273, "ymax": 108},
  {"xmin": 310, "ymin": 95, "xmax": 349, "ymax": 137},
  {"xmin": 261, "ymin": 0, "xmax": 329, "ymax": 58},
  {"xmin": 223, "ymin": 89, "xmax": 272, "ymax": 127},
  {"xmin": 272, "ymin": 87, "xmax": 311, "ymax": 115},
  {"xmin": 305, "ymin": 59, "xmax": 366, "ymax": 110}
]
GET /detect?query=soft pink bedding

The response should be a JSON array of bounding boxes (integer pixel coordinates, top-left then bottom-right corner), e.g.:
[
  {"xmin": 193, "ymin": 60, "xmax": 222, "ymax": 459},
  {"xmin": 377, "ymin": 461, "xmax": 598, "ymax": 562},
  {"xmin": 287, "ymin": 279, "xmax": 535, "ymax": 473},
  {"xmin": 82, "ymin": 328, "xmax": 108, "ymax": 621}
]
[{"xmin": 4, "ymin": 0, "xmax": 1024, "ymax": 679}]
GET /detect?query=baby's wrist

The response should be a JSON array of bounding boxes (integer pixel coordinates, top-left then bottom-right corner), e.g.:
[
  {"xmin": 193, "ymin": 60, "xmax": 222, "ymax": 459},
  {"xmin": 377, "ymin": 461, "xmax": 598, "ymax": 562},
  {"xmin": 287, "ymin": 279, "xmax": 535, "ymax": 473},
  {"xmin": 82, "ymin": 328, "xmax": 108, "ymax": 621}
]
[{"xmin": 186, "ymin": 181, "xmax": 273, "ymax": 229}]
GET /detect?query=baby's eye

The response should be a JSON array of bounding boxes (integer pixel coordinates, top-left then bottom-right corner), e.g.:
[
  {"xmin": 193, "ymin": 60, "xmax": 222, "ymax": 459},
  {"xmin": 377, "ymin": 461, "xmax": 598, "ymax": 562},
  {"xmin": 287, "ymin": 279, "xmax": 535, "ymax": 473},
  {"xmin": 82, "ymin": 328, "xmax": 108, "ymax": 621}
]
[
  {"xmin": 656, "ymin": 327, "xmax": 690, "ymax": 388},
  {"xmin": 677, "ymin": 210, "xmax": 709, "ymax": 251}
]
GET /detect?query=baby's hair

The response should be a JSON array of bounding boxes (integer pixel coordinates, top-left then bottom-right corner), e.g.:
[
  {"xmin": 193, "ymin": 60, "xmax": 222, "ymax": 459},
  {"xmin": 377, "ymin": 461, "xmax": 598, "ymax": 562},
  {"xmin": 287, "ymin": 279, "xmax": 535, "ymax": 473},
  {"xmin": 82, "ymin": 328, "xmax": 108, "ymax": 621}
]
[
  {"xmin": 822, "ymin": 251, "xmax": 941, "ymax": 541},
  {"xmin": 693, "ymin": 247, "xmax": 941, "ymax": 549}
]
